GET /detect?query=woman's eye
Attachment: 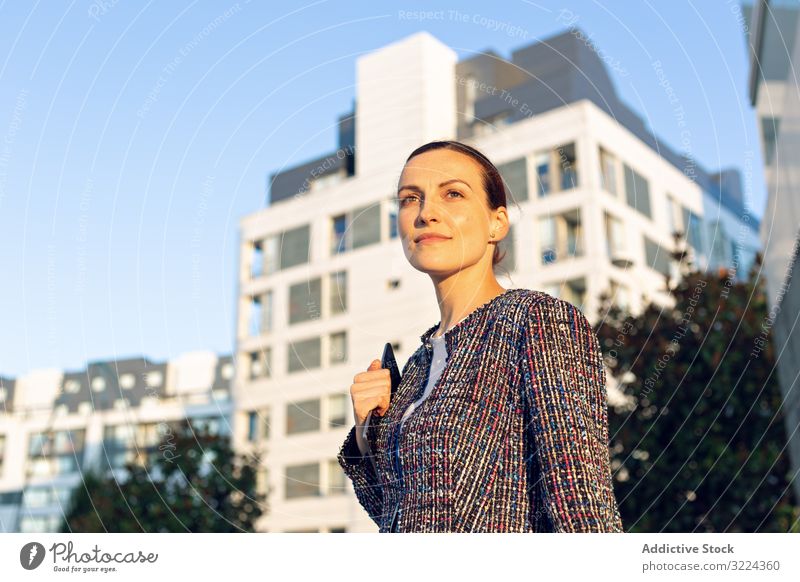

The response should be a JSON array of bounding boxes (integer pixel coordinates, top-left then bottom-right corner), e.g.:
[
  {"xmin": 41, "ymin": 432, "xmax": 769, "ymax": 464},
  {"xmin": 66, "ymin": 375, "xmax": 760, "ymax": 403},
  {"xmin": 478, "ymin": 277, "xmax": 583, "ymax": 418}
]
[
  {"xmin": 398, "ymin": 195, "xmax": 418, "ymax": 207},
  {"xmin": 447, "ymin": 190, "xmax": 464, "ymax": 199}
]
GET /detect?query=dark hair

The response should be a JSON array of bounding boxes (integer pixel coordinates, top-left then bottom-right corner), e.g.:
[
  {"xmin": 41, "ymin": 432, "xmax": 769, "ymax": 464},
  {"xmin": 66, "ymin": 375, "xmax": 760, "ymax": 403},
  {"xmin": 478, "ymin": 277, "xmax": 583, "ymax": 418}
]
[{"xmin": 403, "ymin": 140, "xmax": 517, "ymax": 268}]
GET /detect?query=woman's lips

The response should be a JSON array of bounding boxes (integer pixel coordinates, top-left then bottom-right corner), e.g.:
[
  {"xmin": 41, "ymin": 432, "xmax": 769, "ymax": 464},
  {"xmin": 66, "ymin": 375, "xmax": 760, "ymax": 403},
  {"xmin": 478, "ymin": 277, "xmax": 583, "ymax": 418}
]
[{"xmin": 416, "ymin": 236, "xmax": 450, "ymax": 244}]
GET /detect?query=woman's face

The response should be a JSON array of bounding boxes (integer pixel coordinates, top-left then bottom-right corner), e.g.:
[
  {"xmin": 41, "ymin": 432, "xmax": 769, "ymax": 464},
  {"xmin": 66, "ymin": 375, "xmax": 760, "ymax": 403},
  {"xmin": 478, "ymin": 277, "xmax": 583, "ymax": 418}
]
[{"xmin": 396, "ymin": 148, "xmax": 505, "ymax": 276}]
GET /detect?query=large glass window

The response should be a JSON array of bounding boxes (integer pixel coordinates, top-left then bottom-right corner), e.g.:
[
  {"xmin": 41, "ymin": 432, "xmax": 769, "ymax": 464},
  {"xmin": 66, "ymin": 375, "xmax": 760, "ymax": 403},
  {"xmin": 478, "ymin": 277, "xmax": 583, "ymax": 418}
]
[
  {"xmin": 247, "ymin": 409, "xmax": 270, "ymax": 442},
  {"xmin": 287, "ymin": 337, "xmax": 321, "ymax": 373},
  {"xmin": 102, "ymin": 424, "xmax": 136, "ymax": 468},
  {"xmin": 280, "ymin": 224, "xmax": 310, "ymax": 270},
  {"xmin": 288, "ymin": 278, "xmax": 321, "ymax": 324},
  {"xmin": 624, "ymin": 164, "xmax": 652, "ymax": 218},
  {"xmin": 328, "ymin": 394, "xmax": 348, "ymax": 428},
  {"xmin": 605, "ymin": 212, "xmax": 626, "ymax": 263},
  {"xmin": 286, "ymin": 398, "xmax": 321, "ymax": 435},
  {"xmin": 27, "ymin": 429, "xmax": 86, "ymax": 478},
  {"xmin": 249, "ymin": 348, "xmax": 271, "ymax": 380},
  {"xmin": 534, "ymin": 142, "xmax": 578, "ymax": 196},
  {"xmin": 329, "ymin": 271, "xmax": 347, "ymax": 315},
  {"xmin": 557, "ymin": 143, "xmax": 578, "ymax": 190},
  {"xmin": 331, "ymin": 214, "xmax": 347, "ymax": 255},
  {"xmin": 285, "ymin": 462, "xmax": 320, "ymax": 499},
  {"xmin": 535, "ymin": 152, "xmax": 550, "ymax": 197},
  {"xmin": 644, "ymin": 236, "xmax": 671, "ymax": 276},
  {"xmin": 250, "ymin": 240, "xmax": 264, "ymax": 278},
  {"xmin": 599, "ymin": 147, "xmax": 618, "ymax": 196},
  {"xmin": 539, "ymin": 209, "xmax": 583, "ymax": 264},
  {"xmin": 329, "ymin": 331, "xmax": 347, "ymax": 365}
]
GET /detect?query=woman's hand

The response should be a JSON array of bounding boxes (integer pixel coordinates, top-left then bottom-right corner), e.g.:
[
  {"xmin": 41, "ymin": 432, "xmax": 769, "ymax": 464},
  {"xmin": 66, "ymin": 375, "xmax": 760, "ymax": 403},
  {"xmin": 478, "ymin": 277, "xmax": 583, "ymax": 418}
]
[{"xmin": 350, "ymin": 358, "xmax": 392, "ymax": 425}]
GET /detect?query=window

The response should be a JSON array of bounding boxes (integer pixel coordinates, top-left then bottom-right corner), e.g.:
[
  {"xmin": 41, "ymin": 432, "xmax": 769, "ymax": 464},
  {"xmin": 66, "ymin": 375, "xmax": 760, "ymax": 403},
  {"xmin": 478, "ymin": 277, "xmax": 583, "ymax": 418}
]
[
  {"xmin": 27, "ymin": 429, "xmax": 85, "ymax": 478},
  {"xmin": 534, "ymin": 151, "xmax": 550, "ymax": 196},
  {"xmin": 247, "ymin": 409, "xmax": 269, "ymax": 442},
  {"xmin": 539, "ymin": 209, "xmax": 583, "ymax": 264},
  {"xmin": 286, "ymin": 398, "xmax": 321, "ymax": 435},
  {"xmin": 562, "ymin": 278, "xmax": 587, "ymax": 308},
  {"xmin": 328, "ymin": 394, "xmax": 348, "ymax": 428},
  {"xmin": 287, "ymin": 337, "xmax": 321, "ymax": 373},
  {"xmin": 557, "ymin": 143, "xmax": 578, "ymax": 190},
  {"xmin": 257, "ymin": 466, "xmax": 270, "ymax": 496},
  {"xmin": 497, "ymin": 158, "xmax": 528, "ymax": 203},
  {"xmin": 388, "ymin": 203, "xmax": 398, "ymax": 239},
  {"xmin": 249, "ymin": 348, "xmax": 271, "ymax": 380},
  {"xmin": 288, "ymin": 279, "xmax": 321, "ymax": 324},
  {"xmin": 264, "ymin": 236, "xmax": 280, "ymax": 275},
  {"xmin": 91, "ymin": 376, "xmax": 106, "ymax": 392},
  {"xmin": 599, "ymin": 147, "xmax": 619, "ymax": 196},
  {"xmin": 146, "ymin": 370, "xmax": 163, "ymax": 387},
  {"xmin": 708, "ymin": 221, "xmax": 730, "ymax": 267},
  {"xmin": 534, "ymin": 142, "xmax": 578, "ymax": 196},
  {"xmin": 331, "ymin": 214, "xmax": 347, "ymax": 255},
  {"xmin": 604, "ymin": 212, "xmax": 627, "ymax": 264},
  {"xmin": 249, "ymin": 290, "xmax": 273, "ymax": 336},
  {"xmin": 64, "ymin": 379, "xmax": 81, "ymax": 393},
  {"xmin": 329, "ymin": 271, "xmax": 347, "ymax": 315},
  {"xmin": 285, "ymin": 462, "xmax": 320, "ymax": 499},
  {"xmin": 331, "ymin": 205, "xmax": 381, "ymax": 255},
  {"xmin": 251, "ymin": 239, "xmax": 264, "ymax": 278},
  {"xmin": 20, "ymin": 515, "xmax": 61, "ymax": 533},
  {"xmin": 623, "ymin": 164, "xmax": 652, "ymax": 218},
  {"xmin": 280, "ymin": 225, "xmax": 311, "ymax": 270},
  {"xmin": 644, "ymin": 236, "xmax": 671, "ymax": 276},
  {"xmin": 102, "ymin": 424, "xmax": 136, "ymax": 468},
  {"xmin": 608, "ymin": 280, "xmax": 630, "ymax": 311},
  {"xmin": 119, "ymin": 373, "xmax": 135, "ymax": 390},
  {"xmin": 329, "ymin": 331, "xmax": 347, "ymax": 364},
  {"xmin": 327, "ymin": 459, "xmax": 346, "ymax": 495},
  {"xmin": 221, "ymin": 362, "xmax": 234, "ymax": 380},
  {"xmin": 666, "ymin": 193, "xmax": 682, "ymax": 235},
  {"xmin": 686, "ymin": 211, "xmax": 703, "ymax": 255},
  {"xmin": 761, "ymin": 116, "xmax": 779, "ymax": 166}
]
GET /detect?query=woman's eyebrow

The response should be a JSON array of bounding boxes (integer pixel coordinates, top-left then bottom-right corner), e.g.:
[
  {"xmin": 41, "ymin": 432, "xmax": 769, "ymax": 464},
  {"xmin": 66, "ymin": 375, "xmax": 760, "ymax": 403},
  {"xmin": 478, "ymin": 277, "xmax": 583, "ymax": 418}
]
[{"xmin": 397, "ymin": 179, "xmax": 472, "ymax": 195}]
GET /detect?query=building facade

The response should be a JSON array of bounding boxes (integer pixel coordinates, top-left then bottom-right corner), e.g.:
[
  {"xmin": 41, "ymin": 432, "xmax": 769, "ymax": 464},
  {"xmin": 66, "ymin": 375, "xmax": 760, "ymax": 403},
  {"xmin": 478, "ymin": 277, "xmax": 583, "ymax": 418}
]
[
  {"xmin": 235, "ymin": 30, "xmax": 761, "ymax": 531},
  {"xmin": 0, "ymin": 352, "xmax": 233, "ymax": 532},
  {"xmin": 745, "ymin": 0, "xmax": 800, "ymax": 503}
]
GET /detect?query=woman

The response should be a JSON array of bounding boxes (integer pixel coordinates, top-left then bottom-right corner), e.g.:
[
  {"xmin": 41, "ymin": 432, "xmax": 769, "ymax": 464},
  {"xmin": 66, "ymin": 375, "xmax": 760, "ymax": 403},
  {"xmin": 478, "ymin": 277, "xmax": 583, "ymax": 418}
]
[{"xmin": 337, "ymin": 140, "xmax": 624, "ymax": 533}]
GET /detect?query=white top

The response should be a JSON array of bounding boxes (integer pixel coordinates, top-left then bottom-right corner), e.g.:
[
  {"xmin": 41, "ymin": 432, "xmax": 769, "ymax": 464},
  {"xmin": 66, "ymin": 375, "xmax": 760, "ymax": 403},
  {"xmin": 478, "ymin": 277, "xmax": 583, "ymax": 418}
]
[{"xmin": 398, "ymin": 307, "xmax": 468, "ymax": 428}]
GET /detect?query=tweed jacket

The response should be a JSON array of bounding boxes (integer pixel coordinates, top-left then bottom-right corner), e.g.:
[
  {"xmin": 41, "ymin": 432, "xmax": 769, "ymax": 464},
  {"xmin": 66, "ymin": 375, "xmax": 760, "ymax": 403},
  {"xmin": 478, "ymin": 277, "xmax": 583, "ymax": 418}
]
[{"xmin": 337, "ymin": 287, "xmax": 624, "ymax": 533}]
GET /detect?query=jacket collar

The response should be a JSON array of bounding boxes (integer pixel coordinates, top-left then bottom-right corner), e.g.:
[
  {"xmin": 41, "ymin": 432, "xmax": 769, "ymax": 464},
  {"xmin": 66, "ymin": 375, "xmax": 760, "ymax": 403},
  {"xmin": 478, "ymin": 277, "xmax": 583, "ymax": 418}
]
[{"xmin": 418, "ymin": 288, "xmax": 519, "ymax": 355}]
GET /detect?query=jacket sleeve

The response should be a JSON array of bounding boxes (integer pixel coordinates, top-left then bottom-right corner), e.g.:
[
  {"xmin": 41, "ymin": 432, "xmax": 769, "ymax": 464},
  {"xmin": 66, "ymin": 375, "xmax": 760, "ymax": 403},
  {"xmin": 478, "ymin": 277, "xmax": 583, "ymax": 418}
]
[
  {"xmin": 520, "ymin": 296, "xmax": 624, "ymax": 532},
  {"xmin": 337, "ymin": 416, "xmax": 384, "ymax": 527}
]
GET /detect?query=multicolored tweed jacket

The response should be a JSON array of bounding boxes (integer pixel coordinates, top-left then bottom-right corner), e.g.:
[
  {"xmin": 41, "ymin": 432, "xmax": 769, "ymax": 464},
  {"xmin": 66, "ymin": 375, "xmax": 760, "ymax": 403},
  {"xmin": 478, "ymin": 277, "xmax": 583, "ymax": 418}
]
[{"xmin": 337, "ymin": 287, "xmax": 624, "ymax": 533}]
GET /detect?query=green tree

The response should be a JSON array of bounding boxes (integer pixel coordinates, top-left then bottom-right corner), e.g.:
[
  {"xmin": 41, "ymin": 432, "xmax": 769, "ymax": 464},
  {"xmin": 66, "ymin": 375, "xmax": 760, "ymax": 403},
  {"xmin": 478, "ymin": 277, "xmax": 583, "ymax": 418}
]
[
  {"xmin": 595, "ymin": 246, "xmax": 799, "ymax": 532},
  {"xmin": 61, "ymin": 419, "xmax": 266, "ymax": 532}
]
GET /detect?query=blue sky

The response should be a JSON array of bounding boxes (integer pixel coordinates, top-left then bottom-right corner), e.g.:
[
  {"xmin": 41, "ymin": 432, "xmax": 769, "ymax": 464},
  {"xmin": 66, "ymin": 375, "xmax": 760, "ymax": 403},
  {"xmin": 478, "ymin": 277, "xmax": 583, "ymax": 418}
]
[{"xmin": 0, "ymin": 0, "xmax": 766, "ymax": 377}]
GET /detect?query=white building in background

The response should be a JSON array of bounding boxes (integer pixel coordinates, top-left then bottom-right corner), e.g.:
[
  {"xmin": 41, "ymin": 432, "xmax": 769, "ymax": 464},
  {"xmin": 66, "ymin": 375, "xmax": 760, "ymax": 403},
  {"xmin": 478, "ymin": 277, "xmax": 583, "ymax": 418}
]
[
  {"xmin": 0, "ymin": 352, "xmax": 234, "ymax": 533},
  {"xmin": 744, "ymin": 0, "xmax": 800, "ymax": 504},
  {"xmin": 235, "ymin": 30, "xmax": 760, "ymax": 532}
]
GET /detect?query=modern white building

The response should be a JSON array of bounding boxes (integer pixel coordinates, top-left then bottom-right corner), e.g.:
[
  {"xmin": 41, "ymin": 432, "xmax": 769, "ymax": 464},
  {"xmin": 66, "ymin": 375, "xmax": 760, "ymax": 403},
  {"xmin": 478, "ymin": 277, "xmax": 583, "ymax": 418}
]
[
  {"xmin": 745, "ymin": 0, "xmax": 800, "ymax": 503},
  {"xmin": 235, "ymin": 29, "xmax": 761, "ymax": 532},
  {"xmin": 0, "ymin": 352, "xmax": 234, "ymax": 533}
]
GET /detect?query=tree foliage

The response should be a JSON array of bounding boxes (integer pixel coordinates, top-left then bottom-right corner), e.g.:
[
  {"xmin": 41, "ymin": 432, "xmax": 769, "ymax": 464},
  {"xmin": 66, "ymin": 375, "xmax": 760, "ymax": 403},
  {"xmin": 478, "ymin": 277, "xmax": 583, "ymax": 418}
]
[
  {"xmin": 595, "ymin": 248, "xmax": 799, "ymax": 532},
  {"xmin": 61, "ymin": 419, "xmax": 266, "ymax": 532}
]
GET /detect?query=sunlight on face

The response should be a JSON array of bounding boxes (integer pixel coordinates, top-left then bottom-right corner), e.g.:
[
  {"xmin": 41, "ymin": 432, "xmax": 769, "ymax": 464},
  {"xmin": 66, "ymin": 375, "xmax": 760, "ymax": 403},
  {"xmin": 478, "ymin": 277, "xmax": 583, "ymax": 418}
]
[{"xmin": 396, "ymin": 148, "xmax": 497, "ymax": 277}]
